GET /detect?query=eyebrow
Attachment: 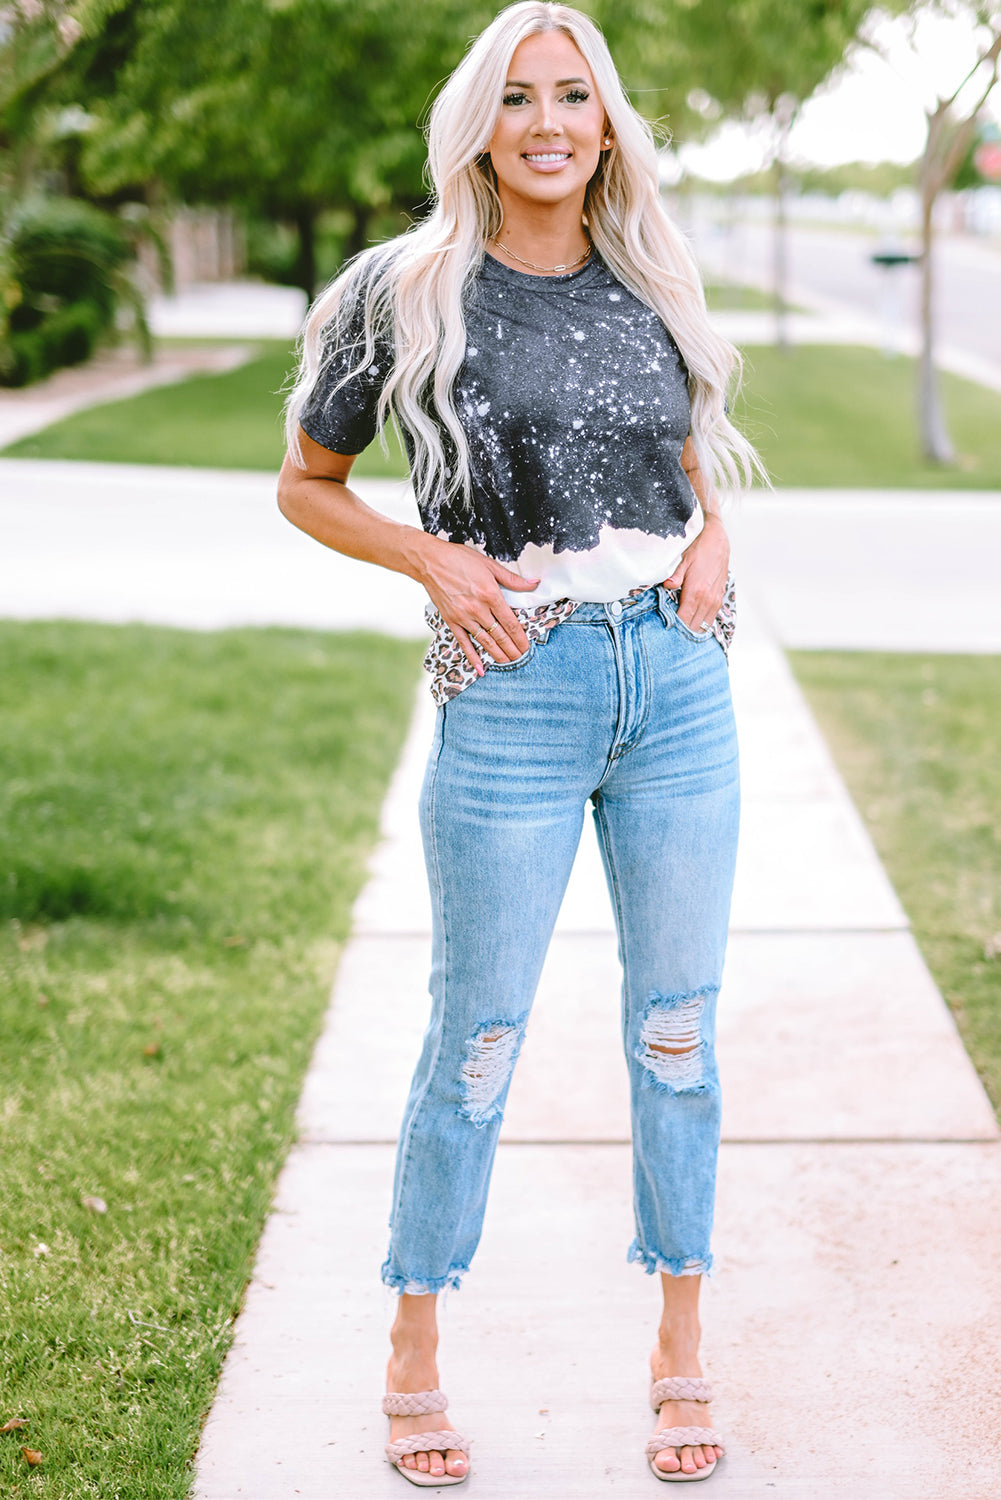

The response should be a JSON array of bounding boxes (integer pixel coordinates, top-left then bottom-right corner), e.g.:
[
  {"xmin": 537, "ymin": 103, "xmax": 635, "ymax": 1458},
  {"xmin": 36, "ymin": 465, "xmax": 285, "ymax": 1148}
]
[{"xmin": 504, "ymin": 77, "xmax": 590, "ymax": 87}]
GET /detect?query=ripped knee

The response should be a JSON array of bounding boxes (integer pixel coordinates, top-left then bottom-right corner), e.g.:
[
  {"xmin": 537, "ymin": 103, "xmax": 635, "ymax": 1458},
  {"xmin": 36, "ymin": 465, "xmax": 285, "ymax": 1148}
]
[
  {"xmin": 458, "ymin": 1015, "xmax": 527, "ymax": 1126},
  {"xmin": 636, "ymin": 987, "xmax": 716, "ymax": 1094}
]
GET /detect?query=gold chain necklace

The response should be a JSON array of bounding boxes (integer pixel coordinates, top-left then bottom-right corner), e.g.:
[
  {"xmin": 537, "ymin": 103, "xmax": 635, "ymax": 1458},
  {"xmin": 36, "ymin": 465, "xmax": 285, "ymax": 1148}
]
[{"xmin": 489, "ymin": 237, "xmax": 592, "ymax": 274}]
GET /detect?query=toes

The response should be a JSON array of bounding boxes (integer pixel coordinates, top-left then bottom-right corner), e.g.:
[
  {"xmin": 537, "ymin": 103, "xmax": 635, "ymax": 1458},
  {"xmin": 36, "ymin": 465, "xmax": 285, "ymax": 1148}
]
[
  {"xmin": 653, "ymin": 1438, "xmax": 719, "ymax": 1475},
  {"xmin": 402, "ymin": 1447, "xmax": 454, "ymax": 1477}
]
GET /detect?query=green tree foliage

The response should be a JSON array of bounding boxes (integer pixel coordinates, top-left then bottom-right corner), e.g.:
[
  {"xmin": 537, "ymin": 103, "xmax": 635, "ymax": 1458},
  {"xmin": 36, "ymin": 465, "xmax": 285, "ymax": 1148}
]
[
  {"xmin": 672, "ymin": 0, "xmax": 887, "ymax": 114},
  {"xmin": 0, "ymin": 3, "xmax": 156, "ymax": 383},
  {"xmin": 5, "ymin": 0, "xmax": 900, "ymax": 308},
  {"xmin": 69, "ymin": 0, "xmax": 501, "ymax": 295},
  {"xmin": 0, "ymin": 1, "xmax": 85, "ymax": 206}
]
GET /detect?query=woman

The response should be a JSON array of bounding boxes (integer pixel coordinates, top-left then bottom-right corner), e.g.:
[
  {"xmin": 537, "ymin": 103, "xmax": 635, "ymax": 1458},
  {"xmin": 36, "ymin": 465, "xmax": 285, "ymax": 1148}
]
[{"xmin": 279, "ymin": 2, "xmax": 765, "ymax": 1485}]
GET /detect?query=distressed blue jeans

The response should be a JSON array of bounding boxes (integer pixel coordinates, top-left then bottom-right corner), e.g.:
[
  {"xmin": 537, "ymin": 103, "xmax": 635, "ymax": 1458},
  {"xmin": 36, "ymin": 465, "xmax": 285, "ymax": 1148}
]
[{"xmin": 381, "ymin": 585, "xmax": 740, "ymax": 1294}]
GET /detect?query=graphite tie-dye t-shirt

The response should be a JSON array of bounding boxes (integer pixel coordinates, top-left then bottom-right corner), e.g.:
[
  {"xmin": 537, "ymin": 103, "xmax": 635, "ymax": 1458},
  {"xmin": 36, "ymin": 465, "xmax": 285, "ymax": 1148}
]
[{"xmin": 298, "ymin": 248, "xmax": 704, "ymax": 607}]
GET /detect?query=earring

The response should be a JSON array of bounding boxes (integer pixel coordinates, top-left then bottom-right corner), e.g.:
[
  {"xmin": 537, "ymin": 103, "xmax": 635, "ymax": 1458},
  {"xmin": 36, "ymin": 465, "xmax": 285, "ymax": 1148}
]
[{"xmin": 603, "ymin": 136, "xmax": 612, "ymax": 146}]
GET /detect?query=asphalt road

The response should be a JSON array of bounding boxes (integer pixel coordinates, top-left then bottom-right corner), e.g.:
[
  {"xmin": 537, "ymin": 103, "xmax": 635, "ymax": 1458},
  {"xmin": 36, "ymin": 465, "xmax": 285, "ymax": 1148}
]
[{"xmin": 692, "ymin": 219, "xmax": 1001, "ymax": 372}]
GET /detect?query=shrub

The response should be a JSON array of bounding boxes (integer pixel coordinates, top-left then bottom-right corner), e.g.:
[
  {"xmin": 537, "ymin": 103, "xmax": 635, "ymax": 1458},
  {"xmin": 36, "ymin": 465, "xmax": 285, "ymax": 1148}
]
[
  {"xmin": 43, "ymin": 297, "xmax": 106, "ymax": 367},
  {"xmin": 1, "ymin": 328, "xmax": 47, "ymax": 386},
  {"xmin": 0, "ymin": 197, "xmax": 132, "ymax": 386}
]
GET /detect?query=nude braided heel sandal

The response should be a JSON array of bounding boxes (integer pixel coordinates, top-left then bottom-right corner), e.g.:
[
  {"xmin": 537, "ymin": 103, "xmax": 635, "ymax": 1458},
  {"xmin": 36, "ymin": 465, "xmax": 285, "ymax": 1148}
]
[
  {"xmin": 646, "ymin": 1376, "xmax": 725, "ymax": 1483},
  {"xmin": 382, "ymin": 1389, "xmax": 470, "ymax": 1487}
]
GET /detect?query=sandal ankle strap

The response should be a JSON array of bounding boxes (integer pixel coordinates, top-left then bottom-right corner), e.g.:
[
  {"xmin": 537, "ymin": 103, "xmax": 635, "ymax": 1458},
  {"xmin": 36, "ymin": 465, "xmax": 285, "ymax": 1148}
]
[{"xmin": 382, "ymin": 1388, "xmax": 449, "ymax": 1416}]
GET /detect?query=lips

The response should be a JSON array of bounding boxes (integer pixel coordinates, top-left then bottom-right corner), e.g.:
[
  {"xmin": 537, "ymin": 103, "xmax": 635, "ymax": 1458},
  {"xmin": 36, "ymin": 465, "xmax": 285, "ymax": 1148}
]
[{"xmin": 522, "ymin": 150, "xmax": 576, "ymax": 171}]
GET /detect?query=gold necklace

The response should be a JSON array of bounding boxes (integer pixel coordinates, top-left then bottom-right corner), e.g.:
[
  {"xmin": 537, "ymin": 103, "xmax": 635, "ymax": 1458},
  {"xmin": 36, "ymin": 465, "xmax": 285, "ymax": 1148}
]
[{"xmin": 490, "ymin": 237, "xmax": 592, "ymax": 274}]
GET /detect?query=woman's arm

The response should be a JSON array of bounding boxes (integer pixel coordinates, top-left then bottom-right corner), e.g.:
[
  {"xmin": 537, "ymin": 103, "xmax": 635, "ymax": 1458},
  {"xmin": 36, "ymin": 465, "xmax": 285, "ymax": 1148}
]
[
  {"xmin": 277, "ymin": 428, "xmax": 540, "ymax": 673},
  {"xmin": 661, "ymin": 435, "xmax": 730, "ymax": 630}
]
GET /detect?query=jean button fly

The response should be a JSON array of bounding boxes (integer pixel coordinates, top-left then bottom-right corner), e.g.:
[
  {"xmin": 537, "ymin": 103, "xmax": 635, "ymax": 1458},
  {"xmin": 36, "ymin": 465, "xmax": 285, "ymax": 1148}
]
[{"xmin": 609, "ymin": 599, "xmax": 623, "ymax": 618}]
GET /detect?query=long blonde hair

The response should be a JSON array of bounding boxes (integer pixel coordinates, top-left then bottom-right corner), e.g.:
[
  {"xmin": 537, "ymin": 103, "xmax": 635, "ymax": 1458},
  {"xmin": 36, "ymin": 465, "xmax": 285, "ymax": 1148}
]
[{"xmin": 284, "ymin": 1, "xmax": 767, "ymax": 514}]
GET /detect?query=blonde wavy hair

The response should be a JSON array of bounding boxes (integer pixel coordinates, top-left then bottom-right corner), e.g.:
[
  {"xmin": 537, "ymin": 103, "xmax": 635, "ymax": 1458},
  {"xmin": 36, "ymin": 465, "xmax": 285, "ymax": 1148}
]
[{"xmin": 283, "ymin": 0, "xmax": 767, "ymax": 512}]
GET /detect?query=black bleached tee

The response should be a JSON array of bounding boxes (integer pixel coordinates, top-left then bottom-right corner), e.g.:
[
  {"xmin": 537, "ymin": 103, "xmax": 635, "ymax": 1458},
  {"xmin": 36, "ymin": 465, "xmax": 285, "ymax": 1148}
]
[{"xmin": 299, "ymin": 247, "xmax": 704, "ymax": 609}]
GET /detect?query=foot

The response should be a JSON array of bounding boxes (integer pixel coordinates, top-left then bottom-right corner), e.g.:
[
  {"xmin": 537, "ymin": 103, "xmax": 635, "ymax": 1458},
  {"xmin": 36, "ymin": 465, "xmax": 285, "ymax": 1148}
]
[
  {"xmin": 649, "ymin": 1342, "xmax": 723, "ymax": 1478},
  {"xmin": 386, "ymin": 1347, "xmax": 468, "ymax": 1481}
]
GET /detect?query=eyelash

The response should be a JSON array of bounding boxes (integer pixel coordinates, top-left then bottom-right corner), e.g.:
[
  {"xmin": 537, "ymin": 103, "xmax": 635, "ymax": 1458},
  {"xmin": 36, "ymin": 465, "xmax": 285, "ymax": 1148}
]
[{"xmin": 502, "ymin": 88, "xmax": 590, "ymax": 106}]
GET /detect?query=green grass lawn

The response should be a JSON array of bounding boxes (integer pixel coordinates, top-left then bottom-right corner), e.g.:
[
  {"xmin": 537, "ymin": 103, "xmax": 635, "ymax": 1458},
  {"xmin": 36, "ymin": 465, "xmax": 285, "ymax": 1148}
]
[
  {"xmin": 1, "ymin": 340, "xmax": 409, "ymax": 479},
  {"xmin": 789, "ymin": 651, "xmax": 1001, "ymax": 1119},
  {"xmin": 733, "ymin": 344, "xmax": 1001, "ymax": 488},
  {"xmin": 6, "ymin": 337, "xmax": 1001, "ymax": 490},
  {"xmin": 705, "ymin": 281, "xmax": 800, "ymax": 312},
  {"xmin": 0, "ymin": 621, "xmax": 423, "ymax": 1498}
]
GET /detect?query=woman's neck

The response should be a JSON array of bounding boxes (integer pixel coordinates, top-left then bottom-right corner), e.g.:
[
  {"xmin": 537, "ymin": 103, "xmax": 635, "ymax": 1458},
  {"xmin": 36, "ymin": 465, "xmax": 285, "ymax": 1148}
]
[{"xmin": 488, "ymin": 198, "xmax": 590, "ymax": 277}]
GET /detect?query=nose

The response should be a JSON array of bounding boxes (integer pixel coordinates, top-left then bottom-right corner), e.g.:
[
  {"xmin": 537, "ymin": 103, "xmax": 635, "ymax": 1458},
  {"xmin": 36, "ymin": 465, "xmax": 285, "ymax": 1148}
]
[{"xmin": 531, "ymin": 93, "xmax": 563, "ymax": 135}]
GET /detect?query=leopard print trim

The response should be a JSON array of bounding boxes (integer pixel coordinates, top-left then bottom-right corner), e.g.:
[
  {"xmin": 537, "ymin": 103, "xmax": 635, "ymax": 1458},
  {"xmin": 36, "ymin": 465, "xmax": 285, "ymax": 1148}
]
[
  {"xmin": 422, "ymin": 595, "xmax": 579, "ymax": 705},
  {"xmin": 423, "ymin": 574, "xmax": 737, "ymax": 706},
  {"xmin": 711, "ymin": 569, "xmax": 737, "ymax": 657}
]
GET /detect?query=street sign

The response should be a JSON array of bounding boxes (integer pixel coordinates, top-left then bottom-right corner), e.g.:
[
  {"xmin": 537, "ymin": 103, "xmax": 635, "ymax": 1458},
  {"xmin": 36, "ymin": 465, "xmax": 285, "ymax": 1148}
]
[
  {"xmin": 973, "ymin": 140, "xmax": 1001, "ymax": 182},
  {"xmin": 871, "ymin": 251, "xmax": 921, "ymax": 268}
]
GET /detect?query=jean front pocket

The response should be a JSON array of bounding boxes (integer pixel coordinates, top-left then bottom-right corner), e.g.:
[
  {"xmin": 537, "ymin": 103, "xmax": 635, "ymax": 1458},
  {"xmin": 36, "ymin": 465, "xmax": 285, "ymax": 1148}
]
[
  {"xmin": 670, "ymin": 608, "xmax": 715, "ymax": 645},
  {"xmin": 488, "ymin": 639, "xmax": 537, "ymax": 672}
]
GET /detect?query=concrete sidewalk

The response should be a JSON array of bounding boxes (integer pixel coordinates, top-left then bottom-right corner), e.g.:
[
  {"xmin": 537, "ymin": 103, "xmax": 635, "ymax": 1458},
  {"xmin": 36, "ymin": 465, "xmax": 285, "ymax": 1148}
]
[
  {"xmin": 4, "ymin": 459, "xmax": 1000, "ymax": 653},
  {"xmin": 192, "ymin": 595, "xmax": 1001, "ymax": 1500}
]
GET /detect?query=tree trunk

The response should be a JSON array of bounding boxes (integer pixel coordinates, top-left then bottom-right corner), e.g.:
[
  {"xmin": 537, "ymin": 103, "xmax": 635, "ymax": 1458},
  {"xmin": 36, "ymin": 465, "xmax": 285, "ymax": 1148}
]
[
  {"xmin": 917, "ymin": 183, "xmax": 955, "ymax": 466},
  {"xmin": 772, "ymin": 122, "xmax": 790, "ymax": 352},
  {"xmin": 293, "ymin": 204, "xmax": 318, "ymax": 302},
  {"xmin": 345, "ymin": 205, "xmax": 372, "ymax": 264}
]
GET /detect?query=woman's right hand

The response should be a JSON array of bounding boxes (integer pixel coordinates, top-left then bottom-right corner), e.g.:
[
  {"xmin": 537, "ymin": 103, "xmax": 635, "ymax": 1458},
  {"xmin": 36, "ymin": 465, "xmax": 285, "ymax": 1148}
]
[
  {"xmin": 411, "ymin": 533, "xmax": 540, "ymax": 674},
  {"xmin": 278, "ymin": 432, "xmax": 540, "ymax": 675}
]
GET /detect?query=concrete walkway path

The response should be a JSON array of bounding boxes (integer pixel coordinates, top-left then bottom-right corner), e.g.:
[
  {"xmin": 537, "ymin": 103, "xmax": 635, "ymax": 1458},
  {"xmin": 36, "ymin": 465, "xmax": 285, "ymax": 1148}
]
[
  {"xmin": 0, "ymin": 459, "xmax": 425, "ymax": 636},
  {"xmin": 4, "ymin": 459, "xmax": 1000, "ymax": 653},
  {"xmin": 146, "ymin": 279, "xmax": 307, "ymax": 341},
  {"xmin": 189, "ymin": 585, "xmax": 1000, "ymax": 1498}
]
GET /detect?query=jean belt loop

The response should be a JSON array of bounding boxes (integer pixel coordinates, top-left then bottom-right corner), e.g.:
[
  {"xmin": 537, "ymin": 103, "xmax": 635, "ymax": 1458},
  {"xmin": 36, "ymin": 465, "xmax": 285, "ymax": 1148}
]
[{"xmin": 654, "ymin": 582, "xmax": 674, "ymax": 630}]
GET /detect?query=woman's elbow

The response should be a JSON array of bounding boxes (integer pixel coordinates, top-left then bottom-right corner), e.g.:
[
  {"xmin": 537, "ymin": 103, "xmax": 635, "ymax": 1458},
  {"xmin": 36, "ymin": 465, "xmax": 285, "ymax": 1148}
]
[{"xmin": 276, "ymin": 454, "xmax": 305, "ymax": 524}]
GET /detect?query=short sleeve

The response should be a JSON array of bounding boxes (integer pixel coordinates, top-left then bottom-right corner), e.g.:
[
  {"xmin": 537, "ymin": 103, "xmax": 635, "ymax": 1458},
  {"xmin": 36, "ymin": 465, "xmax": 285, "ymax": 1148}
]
[{"xmin": 298, "ymin": 302, "xmax": 393, "ymax": 455}]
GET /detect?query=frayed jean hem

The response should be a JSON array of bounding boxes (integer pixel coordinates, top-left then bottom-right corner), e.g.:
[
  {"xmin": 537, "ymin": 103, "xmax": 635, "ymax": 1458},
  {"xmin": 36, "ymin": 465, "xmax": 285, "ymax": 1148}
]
[
  {"xmin": 381, "ymin": 1264, "xmax": 469, "ymax": 1296},
  {"xmin": 628, "ymin": 1240, "xmax": 713, "ymax": 1278}
]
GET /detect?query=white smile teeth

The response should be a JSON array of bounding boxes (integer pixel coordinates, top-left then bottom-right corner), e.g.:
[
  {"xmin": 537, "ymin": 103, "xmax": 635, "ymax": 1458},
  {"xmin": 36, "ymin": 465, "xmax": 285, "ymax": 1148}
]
[{"xmin": 524, "ymin": 152, "xmax": 569, "ymax": 162}]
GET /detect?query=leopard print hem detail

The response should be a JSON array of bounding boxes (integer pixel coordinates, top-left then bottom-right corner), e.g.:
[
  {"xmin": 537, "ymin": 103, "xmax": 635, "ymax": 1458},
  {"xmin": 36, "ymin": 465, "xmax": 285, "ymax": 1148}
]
[{"xmin": 423, "ymin": 574, "xmax": 737, "ymax": 706}]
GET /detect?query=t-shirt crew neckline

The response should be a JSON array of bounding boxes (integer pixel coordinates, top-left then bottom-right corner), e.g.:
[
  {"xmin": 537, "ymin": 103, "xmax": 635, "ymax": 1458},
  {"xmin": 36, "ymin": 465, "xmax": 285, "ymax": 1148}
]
[{"xmin": 479, "ymin": 246, "xmax": 604, "ymax": 288}]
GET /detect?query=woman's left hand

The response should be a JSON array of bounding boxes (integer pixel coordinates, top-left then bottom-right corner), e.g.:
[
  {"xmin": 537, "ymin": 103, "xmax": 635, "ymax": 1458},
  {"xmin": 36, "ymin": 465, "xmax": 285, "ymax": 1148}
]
[{"xmin": 662, "ymin": 512, "xmax": 730, "ymax": 632}]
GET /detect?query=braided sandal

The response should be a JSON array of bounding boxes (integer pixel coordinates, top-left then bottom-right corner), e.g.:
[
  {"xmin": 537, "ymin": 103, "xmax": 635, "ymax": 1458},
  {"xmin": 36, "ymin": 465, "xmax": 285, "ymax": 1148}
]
[
  {"xmin": 646, "ymin": 1376, "xmax": 725, "ymax": 1483},
  {"xmin": 382, "ymin": 1389, "xmax": 469, "ymax": 1488}
]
